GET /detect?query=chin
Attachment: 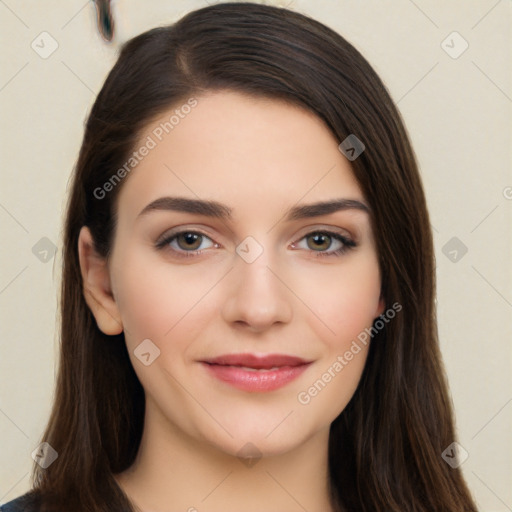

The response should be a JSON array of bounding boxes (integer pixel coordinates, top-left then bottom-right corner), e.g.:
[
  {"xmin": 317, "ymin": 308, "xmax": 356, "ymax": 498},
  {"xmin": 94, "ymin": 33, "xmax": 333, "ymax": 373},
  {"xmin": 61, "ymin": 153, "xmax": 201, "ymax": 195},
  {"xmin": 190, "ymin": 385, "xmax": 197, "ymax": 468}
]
[
  {"xmin": 193, "ymin": 409, "xmax": 318, "ymax": 460},
  {"xmin": 212, "ymin": 431, "xmax": 306, "ymax": 461}
]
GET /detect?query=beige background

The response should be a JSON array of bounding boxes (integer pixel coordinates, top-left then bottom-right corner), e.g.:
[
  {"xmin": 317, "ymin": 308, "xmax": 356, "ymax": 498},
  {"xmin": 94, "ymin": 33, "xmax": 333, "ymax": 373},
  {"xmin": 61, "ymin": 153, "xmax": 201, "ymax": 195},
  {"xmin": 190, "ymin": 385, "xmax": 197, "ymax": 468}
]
[{"xmin": 0, "ymin": 1, "xmax": 511, "ymax": 510}]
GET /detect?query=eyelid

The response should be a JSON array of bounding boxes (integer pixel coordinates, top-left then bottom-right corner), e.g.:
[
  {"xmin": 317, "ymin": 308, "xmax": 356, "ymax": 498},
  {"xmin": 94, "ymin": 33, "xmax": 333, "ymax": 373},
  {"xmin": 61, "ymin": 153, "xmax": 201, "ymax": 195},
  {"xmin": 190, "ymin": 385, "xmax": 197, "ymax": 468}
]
[
  {"xmin": 155, "ymin": 225, "xmax": 218, "ymax": 245},
  {"xmin": 292, "ymin": 223, "xmax": 354, "ymax": 240}
]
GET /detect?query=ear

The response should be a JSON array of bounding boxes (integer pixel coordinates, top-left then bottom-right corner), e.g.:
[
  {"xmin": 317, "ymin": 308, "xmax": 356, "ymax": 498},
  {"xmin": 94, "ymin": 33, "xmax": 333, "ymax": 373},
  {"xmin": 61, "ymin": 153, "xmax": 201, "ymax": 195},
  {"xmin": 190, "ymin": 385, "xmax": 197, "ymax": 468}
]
[
  {"xmin": 375, "ymin": 294, "xmax": 386, "ymax": 319},
  {"xmin": 78, "ymin": 226, "xmax": 123, "ymax": 335}
]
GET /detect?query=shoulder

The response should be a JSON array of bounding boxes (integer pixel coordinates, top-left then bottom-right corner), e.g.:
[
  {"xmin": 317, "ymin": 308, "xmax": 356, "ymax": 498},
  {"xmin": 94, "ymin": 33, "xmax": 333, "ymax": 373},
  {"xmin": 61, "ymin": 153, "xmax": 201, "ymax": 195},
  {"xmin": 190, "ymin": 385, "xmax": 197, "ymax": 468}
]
[{"xmin": 1, "ymin": 491, "xmax": 40, "ymax": 512}]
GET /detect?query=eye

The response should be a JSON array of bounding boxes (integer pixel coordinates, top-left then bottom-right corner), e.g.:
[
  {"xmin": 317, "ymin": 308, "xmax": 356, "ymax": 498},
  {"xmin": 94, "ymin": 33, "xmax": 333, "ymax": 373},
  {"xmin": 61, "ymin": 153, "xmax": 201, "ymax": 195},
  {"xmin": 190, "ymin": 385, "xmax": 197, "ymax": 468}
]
[
  {"xmin": 155, "ymin": 229, "xmax": 356, "ymax": 259},
  {"xmin": 155, "ymin": 230, "xmax": 217, "ymax": 257},
  {"xmin": 291, "ymin": 230, "xmax": 356, "ymax": 257}
]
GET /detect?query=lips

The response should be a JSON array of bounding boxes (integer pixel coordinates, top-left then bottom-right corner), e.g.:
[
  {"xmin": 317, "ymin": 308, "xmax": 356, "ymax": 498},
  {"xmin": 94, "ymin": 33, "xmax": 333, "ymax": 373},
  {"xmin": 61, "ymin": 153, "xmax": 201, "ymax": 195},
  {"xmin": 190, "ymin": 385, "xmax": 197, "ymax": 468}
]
[
  {"xmin": 199, "ymin": 353, "xmax": 312, "ymax": 392},
  {"xmin": 202, "ymin": 353, "xmax": 310, "ymax": 369}
]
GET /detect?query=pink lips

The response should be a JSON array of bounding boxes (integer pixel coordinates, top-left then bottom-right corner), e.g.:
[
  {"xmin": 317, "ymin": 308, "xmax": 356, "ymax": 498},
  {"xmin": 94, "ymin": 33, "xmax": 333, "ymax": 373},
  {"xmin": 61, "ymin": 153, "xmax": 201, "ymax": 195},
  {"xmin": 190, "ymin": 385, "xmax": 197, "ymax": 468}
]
[{"xmin": 200, "ymin": 353, "xmax": 312, "ymax": 392}]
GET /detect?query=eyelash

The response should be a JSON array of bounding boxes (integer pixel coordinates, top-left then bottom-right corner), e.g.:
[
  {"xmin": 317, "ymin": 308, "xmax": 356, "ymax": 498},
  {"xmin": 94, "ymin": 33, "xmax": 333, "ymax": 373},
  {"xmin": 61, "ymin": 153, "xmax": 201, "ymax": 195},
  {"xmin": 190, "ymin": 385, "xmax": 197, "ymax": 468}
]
[{"xmin": 155, "ymin": 230, "xmax": 357, "ymax": 259}]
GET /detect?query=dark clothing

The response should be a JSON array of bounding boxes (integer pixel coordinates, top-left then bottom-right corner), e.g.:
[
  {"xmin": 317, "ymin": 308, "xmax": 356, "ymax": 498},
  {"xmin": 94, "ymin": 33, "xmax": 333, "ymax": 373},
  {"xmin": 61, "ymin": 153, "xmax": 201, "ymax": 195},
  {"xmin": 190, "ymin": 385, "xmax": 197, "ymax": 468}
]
[{"xmin": 1, "ymin": 492, "xmax": 40, "ymax": 512}]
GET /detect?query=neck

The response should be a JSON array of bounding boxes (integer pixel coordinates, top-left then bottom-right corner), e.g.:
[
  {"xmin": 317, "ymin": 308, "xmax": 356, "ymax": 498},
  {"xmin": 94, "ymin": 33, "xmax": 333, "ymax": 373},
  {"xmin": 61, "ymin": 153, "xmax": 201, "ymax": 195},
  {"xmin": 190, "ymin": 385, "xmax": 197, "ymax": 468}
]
[{"xmin": 115, "ymin": 397, "xmax": 337, "ymax": 512}]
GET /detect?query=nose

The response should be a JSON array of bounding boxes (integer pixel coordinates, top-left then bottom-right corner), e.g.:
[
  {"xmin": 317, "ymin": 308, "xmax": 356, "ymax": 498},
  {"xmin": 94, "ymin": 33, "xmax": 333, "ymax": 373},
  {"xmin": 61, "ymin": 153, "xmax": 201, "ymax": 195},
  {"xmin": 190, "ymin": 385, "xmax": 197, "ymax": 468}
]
[{"xmin": 220, "ymin": 246, "xmax": 293, "ymax": 333}]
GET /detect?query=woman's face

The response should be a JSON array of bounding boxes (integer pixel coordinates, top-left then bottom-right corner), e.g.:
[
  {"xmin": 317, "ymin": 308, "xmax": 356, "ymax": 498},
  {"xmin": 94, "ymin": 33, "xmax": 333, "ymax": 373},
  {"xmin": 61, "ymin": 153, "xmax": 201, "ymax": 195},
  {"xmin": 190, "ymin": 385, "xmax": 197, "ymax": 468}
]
[{"xmin": 80, "ymin": 90, "xmax": 385, "ymax": 459}]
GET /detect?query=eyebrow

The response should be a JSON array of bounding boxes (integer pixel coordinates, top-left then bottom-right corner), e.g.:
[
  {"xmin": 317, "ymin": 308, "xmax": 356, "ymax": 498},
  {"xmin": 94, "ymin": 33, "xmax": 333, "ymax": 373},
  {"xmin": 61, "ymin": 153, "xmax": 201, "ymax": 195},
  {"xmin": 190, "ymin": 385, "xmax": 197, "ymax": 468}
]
[{"xmin": 136, "ymin": 196, "xmax": 370, "ymax": 222}]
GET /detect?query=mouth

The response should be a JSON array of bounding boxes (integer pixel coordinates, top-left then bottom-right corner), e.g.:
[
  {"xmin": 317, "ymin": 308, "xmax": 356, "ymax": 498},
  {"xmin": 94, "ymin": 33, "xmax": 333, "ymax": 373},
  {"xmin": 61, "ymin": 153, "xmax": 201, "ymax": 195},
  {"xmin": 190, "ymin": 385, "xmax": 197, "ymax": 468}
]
[{"xmin": 199, "ymin": 353, "xmax": 313, "ymax": 392}]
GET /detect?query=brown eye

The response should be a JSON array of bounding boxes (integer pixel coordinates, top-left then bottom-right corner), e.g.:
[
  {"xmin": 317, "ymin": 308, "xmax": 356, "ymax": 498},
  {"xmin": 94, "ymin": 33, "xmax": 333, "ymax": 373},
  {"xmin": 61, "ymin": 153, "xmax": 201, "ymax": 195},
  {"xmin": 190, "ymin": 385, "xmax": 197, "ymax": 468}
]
[
  {"xmin": 176, "ymin": 232, "xmax": 203, "ymax": 251},
  {"xmin": 306, "ymin": 233, "xmax": 332, "ymax": 251},
  {"xmin": 291, "ymin": 230, "xmax": 356, "ymax": 258},
  {"xmin": 155, "ymin": 230, "xmax": 216, "ymax": 256}
]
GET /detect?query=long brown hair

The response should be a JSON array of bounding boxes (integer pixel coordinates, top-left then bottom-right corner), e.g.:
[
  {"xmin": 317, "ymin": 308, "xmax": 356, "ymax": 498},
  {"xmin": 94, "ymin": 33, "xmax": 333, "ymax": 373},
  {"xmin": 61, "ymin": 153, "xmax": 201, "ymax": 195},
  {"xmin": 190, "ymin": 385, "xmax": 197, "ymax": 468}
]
[{"xmin": 28, "ymin": 3, "xmax": 477, "ymax": 511}]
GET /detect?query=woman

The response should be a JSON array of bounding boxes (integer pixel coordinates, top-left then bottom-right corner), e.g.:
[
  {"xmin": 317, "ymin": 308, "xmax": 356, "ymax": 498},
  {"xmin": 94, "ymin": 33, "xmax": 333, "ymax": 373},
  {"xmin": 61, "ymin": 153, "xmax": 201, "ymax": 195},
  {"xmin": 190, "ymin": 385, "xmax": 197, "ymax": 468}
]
[{"xmin": 2, "ymin": 2, "xmax": 478, "ymax": 511}]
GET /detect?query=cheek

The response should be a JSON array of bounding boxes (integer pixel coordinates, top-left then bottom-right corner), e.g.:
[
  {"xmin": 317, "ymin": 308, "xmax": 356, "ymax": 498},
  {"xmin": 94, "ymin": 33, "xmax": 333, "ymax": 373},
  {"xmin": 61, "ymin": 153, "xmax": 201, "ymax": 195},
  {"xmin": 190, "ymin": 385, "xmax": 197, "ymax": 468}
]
[
  {"xmin": 111, "ymin": 252, "xmax": 219, "ymax": 351},
  {"xmin": 115, "ymin": 275, "xmax": 174, "ymax": 343},
  {"xmin": 293, "ymin": 258, "xmax": 380, "ymax": 421},
  {"xmin": 297, "ymin": 255, "xmax": 382, "ymax": 349}
]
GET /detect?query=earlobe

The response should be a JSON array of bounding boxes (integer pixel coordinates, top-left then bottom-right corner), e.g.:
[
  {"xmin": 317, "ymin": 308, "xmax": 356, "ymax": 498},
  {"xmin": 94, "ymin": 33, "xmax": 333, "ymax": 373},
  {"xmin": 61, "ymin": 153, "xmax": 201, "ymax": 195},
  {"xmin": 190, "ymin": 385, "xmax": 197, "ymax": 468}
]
[{"xmin": 77, "ymin": 226, "xmax": 123, "ymax": 335}]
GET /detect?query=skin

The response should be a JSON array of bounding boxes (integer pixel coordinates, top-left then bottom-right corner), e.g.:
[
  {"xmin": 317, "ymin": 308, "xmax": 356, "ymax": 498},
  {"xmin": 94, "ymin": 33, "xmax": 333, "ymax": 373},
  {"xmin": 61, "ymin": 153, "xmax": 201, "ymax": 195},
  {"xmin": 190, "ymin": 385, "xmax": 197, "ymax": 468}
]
[{"xmin": 78, "ymin": 90, "xmax": 385, "ymax": 512}]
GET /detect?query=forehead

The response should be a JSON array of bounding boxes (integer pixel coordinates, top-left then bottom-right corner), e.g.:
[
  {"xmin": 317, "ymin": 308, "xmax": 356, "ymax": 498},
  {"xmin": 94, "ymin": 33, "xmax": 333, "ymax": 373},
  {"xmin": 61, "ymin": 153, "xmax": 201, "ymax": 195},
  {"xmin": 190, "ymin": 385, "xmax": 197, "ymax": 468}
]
[{"xmin": 115, "ymin": 90, "xmax": 365, "ymax": 226}]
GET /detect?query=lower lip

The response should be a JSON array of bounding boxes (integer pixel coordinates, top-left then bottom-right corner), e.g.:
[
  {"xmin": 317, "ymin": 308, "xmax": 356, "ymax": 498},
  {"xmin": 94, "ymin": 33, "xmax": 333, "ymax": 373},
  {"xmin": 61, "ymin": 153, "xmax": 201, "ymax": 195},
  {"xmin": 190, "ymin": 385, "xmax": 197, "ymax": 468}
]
[{"xmin": 201, "ymin": 363, "xmax": 311, "ymax": 392}]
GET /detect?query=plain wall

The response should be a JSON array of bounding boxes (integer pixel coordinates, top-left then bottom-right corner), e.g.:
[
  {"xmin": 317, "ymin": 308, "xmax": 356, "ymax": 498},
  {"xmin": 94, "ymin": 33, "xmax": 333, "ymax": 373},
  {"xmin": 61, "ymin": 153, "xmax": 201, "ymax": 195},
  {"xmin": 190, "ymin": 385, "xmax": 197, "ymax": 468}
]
[{"xmin": 0, "ymin": 1, "xmax": 511, "ymax": 510}]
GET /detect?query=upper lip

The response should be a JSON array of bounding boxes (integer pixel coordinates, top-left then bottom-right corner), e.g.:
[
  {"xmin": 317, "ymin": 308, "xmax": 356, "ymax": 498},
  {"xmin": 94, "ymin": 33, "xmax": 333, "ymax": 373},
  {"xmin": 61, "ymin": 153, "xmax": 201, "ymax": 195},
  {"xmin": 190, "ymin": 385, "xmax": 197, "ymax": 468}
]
[{"xmin": 201, "ymin": 353, "xmax": 311, "ymax": 369}]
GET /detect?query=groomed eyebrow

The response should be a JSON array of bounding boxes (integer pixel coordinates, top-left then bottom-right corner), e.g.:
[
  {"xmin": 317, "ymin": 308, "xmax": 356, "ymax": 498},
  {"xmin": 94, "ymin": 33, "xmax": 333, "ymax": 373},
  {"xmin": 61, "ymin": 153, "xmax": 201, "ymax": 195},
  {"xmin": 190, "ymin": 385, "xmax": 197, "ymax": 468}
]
[{"xmin": 136, "ymin": 196, "xmax": 370, "ymax": 222}]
